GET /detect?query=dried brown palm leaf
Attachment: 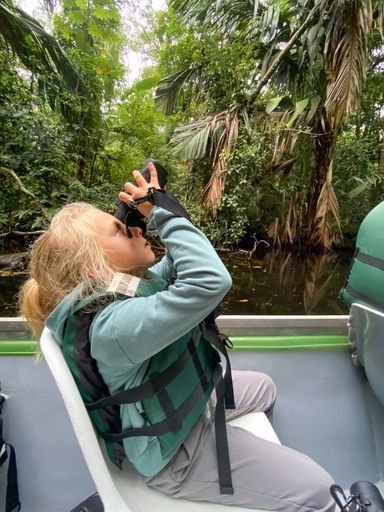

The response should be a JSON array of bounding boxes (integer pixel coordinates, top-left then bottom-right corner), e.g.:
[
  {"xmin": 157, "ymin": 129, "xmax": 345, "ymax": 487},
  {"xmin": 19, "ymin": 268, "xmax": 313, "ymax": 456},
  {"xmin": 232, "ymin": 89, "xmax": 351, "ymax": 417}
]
[
  {"xmin": 278, "ymin": 251, "xmax": 293, "ymax": 286},
  {"xmin": 309, "ymin": 163, "xmax": 342, "ymax": 249},
  {"xmin": 267, "ymin": 190, "xmax": 308, "ymax": 247},
  {"xmin": 267, "ymin": 218, "xmax": 281, "ymax": 248},
  {"xmin": 201, "ymin": 160, "xmax": 225, "ymax": 215},
  {"xmin": 200, "ymin": 109, "xmax": 239, "ymax": 214},
  {"xmin": 303, "ymin": 253, "xmax": 339, "ymax": 313}
]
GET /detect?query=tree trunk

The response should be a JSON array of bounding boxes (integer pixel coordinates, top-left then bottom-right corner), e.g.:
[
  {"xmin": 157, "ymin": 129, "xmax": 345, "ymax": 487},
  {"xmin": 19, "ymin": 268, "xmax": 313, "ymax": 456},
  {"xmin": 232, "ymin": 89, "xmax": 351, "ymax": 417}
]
[
  {"xmin": 0, "ymin": 252, "xmax": 29, "ymax": 270},
  {"xmin": 76, "ymin": 144, "xmax": 87, "ymax": 183},
  {"xmin": 305, "ymin": 115, "xmax": 337, "ymax": 248},
  {"xmin": 304, "ymin": 117, "xmax": 342, "ymax": 251}
]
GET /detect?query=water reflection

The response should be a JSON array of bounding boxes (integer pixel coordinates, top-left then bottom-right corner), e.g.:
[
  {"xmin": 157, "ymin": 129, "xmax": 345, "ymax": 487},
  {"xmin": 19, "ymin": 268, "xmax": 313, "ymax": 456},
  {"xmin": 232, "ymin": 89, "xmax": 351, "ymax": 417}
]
[
  {"xmin": 0, "ymin": 249, "xmax": 352, "ymax": 316},
  {"xmin": 220, "ymin": 249, "xmax": 351, "ymax": 315},
  {"xmin": 0, "ymin": 274, "xmax": 27, "ymax": 316}
]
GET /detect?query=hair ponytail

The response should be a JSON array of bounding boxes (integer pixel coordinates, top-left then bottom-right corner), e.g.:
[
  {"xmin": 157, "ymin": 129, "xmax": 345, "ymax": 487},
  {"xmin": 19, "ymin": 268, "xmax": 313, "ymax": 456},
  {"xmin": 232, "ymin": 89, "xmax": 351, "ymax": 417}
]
[{"xmin": 19, "ymin": 278, "xmax": 47, "ymax": 339}]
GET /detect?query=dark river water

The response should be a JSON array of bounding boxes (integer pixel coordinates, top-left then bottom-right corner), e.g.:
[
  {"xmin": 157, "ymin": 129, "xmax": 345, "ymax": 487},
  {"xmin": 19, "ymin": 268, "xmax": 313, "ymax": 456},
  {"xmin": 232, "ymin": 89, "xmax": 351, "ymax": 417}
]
[{"xmin": 0, "ymin": 249, "xmax": 352, "ymax": 317}]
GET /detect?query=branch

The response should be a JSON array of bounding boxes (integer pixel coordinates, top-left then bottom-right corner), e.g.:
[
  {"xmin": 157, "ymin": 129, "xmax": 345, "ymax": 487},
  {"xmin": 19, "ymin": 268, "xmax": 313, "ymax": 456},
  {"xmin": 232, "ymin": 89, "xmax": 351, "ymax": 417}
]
[
  {"xmin": 248, "ymin": 3, "xmax": 321, "ymax": 106},
  {"xmin": 0, "ymin": 166, "xmax": 51, "ymax": 223},
  {"xmin": 0, "ymin": 230, "xmax": 46, "ymax": 239}
]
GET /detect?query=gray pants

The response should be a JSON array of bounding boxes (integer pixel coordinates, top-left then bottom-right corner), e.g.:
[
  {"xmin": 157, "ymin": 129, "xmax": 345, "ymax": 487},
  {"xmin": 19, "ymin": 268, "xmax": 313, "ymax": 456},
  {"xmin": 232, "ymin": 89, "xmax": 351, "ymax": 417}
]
[{"xmin": 146, "ymin": 370, "xmax": 335, "ymax": 511}]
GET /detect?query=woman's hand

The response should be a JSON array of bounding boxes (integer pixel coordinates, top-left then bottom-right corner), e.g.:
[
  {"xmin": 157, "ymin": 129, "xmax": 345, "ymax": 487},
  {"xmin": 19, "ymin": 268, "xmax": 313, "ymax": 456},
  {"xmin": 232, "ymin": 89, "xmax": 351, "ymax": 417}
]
[{"xmin": 118, "ymin": 162, "xmax": 160, "ymax": 219}]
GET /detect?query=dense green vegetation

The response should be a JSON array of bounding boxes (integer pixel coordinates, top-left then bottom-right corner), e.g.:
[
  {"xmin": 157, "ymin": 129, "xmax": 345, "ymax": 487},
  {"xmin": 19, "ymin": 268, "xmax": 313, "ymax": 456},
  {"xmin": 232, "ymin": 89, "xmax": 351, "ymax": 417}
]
[{"xmin": 0, "ymin": 0, "xmax": 383, "ymax": 251}]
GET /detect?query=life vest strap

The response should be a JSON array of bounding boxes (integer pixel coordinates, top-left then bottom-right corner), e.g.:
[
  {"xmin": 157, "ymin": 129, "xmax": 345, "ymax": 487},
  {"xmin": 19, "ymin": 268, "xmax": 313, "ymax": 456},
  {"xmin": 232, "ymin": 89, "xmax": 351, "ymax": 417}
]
[
  {"xmin": 98, "ymin": 363, "xmax": 215, "ymax": 442},
  {"xmin": 213, "ymin": 368, "xmax": 234, "ymax": 495},
  {"xmin": 201, "ymin": 323, "xmax": 235, "ymax": 409},
  {"xmin": 187, "ymin": 328, "xmax": 210, "ymax": 394},
  {"xmin": 85, "ymin": 326, "xmax": 203, "ymax": 410}
]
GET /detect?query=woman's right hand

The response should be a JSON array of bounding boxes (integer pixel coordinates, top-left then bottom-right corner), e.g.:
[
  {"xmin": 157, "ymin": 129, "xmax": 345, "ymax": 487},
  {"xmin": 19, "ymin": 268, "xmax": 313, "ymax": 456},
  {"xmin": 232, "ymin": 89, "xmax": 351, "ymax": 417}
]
[{"xmin": 118, "ymin": 162, "xmax": 160, "ymax": 219}]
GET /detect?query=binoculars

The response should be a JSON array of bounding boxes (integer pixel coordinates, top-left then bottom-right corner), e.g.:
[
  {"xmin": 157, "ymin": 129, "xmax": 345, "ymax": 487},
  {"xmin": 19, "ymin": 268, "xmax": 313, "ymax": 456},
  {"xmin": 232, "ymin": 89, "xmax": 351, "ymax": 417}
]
[{"xmin": 114, "ymin": 159, "xmax": 167, "ymax": 233}]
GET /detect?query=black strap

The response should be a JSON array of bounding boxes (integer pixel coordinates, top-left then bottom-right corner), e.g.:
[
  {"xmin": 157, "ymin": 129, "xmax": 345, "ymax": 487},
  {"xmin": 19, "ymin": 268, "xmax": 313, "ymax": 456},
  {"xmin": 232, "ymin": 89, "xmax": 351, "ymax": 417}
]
[
  {"xmin": 345, "ymin": 284, "xmax": 384, "ymax": 311},
  {"xmin": 201, "ymin": 323, "xmax": 235, "ymax": 409},
  {"xmin": 213, "ymin": 369, "xmax": 234, "ymax": 494},
  {"xmin": 99, "ymin": 364, "xmax": 214, "ymax": 442},
  {"xmin": 155, "ymin": 384, "xmax": 182, "ymax": 434},
  {"xmin": 187, "ymin": 329, "xmax": 209, "ymax": 394},
  {"xmin": 86, "ymin": 328, "xmax": 202, "ymax": 410},
  {"xmin": 151, "ymin": 189, "xmax": 192, "ymax": 222},
  {"xmin": 356, "ymin": 250, "xmax": 384, "ymax": 271}
]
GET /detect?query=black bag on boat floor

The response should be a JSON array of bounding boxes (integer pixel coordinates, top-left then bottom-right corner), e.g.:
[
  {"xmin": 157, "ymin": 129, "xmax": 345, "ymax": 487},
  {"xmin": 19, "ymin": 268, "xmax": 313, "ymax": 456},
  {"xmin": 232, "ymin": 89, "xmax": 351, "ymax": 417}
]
[{"xmin": 0, "ymin": 393, "xmax": 20, "ymax": 512}]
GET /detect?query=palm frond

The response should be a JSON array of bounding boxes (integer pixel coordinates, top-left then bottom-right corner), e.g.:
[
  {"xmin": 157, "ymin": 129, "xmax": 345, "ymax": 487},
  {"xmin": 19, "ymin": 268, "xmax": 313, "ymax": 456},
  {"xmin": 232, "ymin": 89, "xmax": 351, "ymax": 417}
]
[
  {"xmin": 155, "ymin": 67, "xmax": 201, "ymax": 115},
  {"xmin": 170, "ymin": 0, "xmax": 255, "ymax": 34},
  {"xmin": 308, "ymin": 163, "xmax": 342, "ymax": 249},
  {"xmin": 202, "ymin": 109, "xmax": 239, "ymax": 214},
  {"xmin": 324, "ymin": 0, "xmax": 373, "ymax": 130},
  {"xmin": 170, "ymin": 108, "xmax": 239, "ymax": 213},
  {"xmin": 0, "ymin": 0, "xmax": 88, "ymax": 96},
  {"xmin": 248, "ymin": 2, "xmax": 322, "ymax": 106},
  {"xmin": 170, "ymin": 117, "xmax": 212, "ymax": 160}
]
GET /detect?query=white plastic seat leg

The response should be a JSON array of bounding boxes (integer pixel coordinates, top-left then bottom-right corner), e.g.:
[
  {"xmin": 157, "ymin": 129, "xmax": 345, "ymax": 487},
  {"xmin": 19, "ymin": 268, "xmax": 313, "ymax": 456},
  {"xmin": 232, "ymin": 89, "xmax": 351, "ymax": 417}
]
[{"xmin": 41, "ymin": 327, "xmax": 280, "ymax": 512}]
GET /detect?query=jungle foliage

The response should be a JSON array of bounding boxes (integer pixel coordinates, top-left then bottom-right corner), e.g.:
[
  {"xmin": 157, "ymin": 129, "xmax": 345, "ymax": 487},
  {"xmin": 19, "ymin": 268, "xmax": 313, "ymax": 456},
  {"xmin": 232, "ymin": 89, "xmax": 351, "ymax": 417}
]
[{"xmin": 0, "ymin": 0, "xmax": 383, "ymax": 250}]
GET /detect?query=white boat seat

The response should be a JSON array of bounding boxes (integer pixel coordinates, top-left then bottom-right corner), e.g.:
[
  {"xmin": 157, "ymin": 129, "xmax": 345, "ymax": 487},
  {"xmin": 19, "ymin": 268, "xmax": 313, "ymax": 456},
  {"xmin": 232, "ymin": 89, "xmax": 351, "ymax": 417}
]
[
  {"xmin": 350, "ymin": 303, "xmax": 384, "ymax": 406},
  {"xmin": 40, "ymin": 327, "xmax": 280, "ymax": 512}
]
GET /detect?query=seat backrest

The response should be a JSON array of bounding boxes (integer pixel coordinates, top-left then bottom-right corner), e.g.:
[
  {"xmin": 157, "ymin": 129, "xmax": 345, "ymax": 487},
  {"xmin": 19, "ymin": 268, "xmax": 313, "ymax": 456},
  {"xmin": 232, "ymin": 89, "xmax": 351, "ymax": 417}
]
[
  {"xmin": 40, "ymin": 327, "xmax": 132, "ymax": 512},
  {"xmin": 350, "ymin": 303, "xmax": 384, "ymax": 406}
]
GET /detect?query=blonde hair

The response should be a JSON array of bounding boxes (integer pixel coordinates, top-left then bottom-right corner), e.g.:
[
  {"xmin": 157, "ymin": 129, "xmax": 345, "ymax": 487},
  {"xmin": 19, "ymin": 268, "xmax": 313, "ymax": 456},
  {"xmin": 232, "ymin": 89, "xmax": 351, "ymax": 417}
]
[{"xmin": 19, "ymin": 202, "xmax": 116, "ymax": 338}]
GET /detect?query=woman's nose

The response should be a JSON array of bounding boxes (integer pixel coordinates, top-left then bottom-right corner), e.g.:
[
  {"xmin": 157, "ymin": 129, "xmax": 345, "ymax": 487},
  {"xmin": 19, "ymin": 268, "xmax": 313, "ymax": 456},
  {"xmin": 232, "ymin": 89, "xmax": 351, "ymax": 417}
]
[{"xmin": 128, "ymin": 226, "xmax": 142, "ymax": 238}]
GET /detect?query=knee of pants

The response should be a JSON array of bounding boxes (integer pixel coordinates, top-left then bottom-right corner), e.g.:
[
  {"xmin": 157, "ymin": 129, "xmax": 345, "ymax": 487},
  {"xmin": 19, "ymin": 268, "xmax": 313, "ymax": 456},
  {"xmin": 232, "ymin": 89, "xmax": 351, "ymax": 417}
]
[
  {"xmin": 301, "ymin": 465, "xmax": 336, "ymax": 512},
  {"xmin": 265, "ymin": 373, "xmax": 277, "ymax": 402},
  {"xmin": 254, "ymin": 372, "xmax": 277, "ymax": 411}
]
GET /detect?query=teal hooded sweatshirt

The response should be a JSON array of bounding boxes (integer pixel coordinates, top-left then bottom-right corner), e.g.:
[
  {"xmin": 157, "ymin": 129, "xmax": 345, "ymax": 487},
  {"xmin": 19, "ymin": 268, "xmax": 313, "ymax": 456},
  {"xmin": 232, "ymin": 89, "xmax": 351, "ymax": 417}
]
[{"xmin": 45, "ymin": 206, "xmax": 232, "ymax": 477}]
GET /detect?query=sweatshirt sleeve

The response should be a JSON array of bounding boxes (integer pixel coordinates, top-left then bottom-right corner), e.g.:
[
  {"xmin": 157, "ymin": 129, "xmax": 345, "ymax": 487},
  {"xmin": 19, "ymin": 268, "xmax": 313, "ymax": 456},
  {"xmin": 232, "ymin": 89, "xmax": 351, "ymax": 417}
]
[
  {"xmin": 91, "ymin": 206, "xmax": 232, "ymax": 366},
  {"xmin": 149, "ymin": 251, "xmax": 175, "ymax": 282}
]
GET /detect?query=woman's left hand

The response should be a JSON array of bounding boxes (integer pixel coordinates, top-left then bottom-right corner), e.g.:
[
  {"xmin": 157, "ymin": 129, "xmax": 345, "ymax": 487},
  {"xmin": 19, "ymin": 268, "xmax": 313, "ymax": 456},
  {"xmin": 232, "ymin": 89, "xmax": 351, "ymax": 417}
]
[{"xmin": 118, "ymin": 162, "xmax": 160, "ymax": 219}]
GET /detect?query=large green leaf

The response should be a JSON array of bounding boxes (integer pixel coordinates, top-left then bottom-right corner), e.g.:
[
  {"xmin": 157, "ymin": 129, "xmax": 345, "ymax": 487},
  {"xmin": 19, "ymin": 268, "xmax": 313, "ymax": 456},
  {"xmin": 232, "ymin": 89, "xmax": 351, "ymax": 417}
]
[
  {"xmin": 170, "ymin": 118, "xmax": 212, "ymax": 160},
  {"xmin": 0, "ymin": 1, "xmax": 88, "ymax": 97},
  {"xmin": 287, "ymin": 98, "xmax": 309, "ymax": 126},
  {"xmin": 265, "ymin": 95, "xmax": 292, "ymax": 114},
  {"xmin": 307, "ymin": 95, "xmax": 321, "ymax": 122},
  {"xmin": 129, "ymin": 75, "xmax": 161, "ymax": 94},
  {"xmin": 155, "ymin": 67, "xmax": 201, "ymax": 115},
  {"xmin": 348, "ymin": 180, "xmax": 371, "ymax": 199}
]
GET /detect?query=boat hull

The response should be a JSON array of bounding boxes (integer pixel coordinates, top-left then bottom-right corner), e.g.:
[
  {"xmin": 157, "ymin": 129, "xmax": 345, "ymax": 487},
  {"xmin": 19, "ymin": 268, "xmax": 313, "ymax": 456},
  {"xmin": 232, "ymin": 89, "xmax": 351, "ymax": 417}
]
[{"xmin": 1, "ymin": 315, "xmax": 383, "ymax": 512}]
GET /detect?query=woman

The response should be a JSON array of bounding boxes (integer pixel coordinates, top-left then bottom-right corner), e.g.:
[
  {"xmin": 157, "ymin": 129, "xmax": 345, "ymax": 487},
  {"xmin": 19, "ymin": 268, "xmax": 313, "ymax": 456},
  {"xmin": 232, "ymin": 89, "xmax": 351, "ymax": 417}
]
[{"xmin": 20, "ymin": 162, "xmax": 335, "ymax": 511}]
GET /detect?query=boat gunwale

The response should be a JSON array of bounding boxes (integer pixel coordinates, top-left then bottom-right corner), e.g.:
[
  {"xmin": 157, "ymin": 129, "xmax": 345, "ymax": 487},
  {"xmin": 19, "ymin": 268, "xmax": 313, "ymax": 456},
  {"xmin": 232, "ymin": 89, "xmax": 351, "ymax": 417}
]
[{"xmin": 0, "ymin": 315, "xmax": 350, "ymax": 355}]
